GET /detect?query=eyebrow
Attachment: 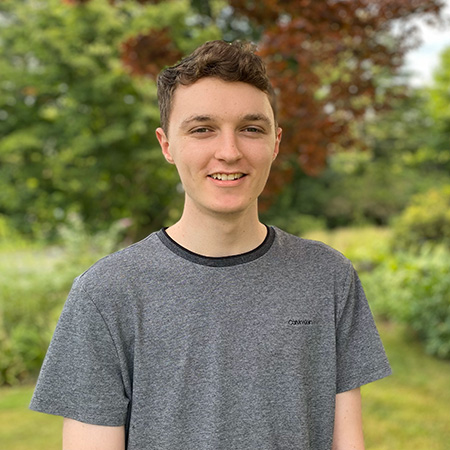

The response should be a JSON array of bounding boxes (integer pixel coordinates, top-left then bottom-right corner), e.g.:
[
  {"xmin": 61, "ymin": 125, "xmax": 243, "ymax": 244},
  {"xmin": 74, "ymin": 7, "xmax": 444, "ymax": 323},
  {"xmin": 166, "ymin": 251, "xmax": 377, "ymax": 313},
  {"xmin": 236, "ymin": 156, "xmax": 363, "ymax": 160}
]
[
  {"xmin": 181, "ymin": 115, "xmax": 213, "ymax": 128},
  {"xmin": 181, "ymin": 113, "xmax": 273, "ymax": 128},
  {"xmin": 241, "ymin": 114, "xmax": 272, "ymax": 126}
]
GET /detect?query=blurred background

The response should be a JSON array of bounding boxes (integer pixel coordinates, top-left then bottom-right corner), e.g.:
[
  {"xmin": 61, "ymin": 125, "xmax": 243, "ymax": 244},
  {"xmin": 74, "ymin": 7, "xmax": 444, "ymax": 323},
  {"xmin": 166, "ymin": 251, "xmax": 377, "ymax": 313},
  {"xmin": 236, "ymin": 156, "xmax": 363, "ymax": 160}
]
[{"xmin": 1, "ymin": 0, "xmax": 449, "ymax": 448}]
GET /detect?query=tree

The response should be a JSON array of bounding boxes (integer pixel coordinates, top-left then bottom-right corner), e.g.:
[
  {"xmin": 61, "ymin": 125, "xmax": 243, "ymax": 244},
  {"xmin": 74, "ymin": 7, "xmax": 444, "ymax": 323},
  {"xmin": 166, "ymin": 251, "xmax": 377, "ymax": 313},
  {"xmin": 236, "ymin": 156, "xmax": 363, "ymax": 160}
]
[
  {"xmin": 426, "ymin": 46, "xmax": 450, "ymax": 173},
  {"xmin": 1, "ymin": 0, "xmax": 446, "ymax": 238},
  {"xmin": 0, "ymin": 0, "xmax": 220, "ymax": 238},
  {"xmin": 115, "ymin": 0, "xmax": 446, "ymax": 200},
  {"xmin": 230, "ymin": 1, "xmax": 443, "ymax": 181}
]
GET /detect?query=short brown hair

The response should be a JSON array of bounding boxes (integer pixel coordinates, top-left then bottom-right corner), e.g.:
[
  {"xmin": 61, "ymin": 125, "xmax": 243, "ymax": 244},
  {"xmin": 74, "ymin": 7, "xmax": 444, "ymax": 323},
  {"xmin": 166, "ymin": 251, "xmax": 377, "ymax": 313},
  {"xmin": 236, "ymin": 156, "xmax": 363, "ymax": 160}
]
[{"xmin": 157, "ymin": 40, "xmax": 277, "ymax": 133}]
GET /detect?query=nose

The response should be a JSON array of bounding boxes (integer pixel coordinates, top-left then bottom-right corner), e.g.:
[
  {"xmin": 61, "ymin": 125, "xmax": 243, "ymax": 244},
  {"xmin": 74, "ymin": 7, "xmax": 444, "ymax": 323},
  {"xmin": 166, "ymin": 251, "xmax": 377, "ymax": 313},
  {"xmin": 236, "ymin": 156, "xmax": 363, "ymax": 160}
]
[{"xmin": 214, "ymin": 130, "xmax": 243, "ymax": 163}]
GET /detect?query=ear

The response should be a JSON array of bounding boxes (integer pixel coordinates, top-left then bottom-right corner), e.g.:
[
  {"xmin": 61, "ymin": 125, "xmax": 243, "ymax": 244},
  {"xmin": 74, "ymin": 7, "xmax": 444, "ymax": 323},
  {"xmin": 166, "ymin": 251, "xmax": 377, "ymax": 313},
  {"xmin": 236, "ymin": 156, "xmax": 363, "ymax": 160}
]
[
  {"xmin": 273, "ymin": 126, "xmax": 282, "ymax": 161},
  {"xmin": 156, "ymin": 127, "xmax": 174, "ymax": 164}
]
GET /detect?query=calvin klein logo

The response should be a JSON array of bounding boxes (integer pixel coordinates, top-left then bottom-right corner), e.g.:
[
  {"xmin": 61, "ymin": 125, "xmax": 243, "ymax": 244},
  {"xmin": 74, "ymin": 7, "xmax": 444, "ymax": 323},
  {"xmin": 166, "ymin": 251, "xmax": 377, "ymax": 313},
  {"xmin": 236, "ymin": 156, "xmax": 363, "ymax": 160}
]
[{"xmin": 288, "ymin": 319, "xmax": 314, "ymax": 325}]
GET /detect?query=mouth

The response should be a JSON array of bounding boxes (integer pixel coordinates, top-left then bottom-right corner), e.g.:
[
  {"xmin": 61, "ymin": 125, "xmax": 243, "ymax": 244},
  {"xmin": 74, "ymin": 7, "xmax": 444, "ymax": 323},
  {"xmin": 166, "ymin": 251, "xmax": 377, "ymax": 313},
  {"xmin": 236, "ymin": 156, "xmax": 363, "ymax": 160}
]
[{"xmin": 208, "ymin": 173, "xmax": 246, "ymax": 181}]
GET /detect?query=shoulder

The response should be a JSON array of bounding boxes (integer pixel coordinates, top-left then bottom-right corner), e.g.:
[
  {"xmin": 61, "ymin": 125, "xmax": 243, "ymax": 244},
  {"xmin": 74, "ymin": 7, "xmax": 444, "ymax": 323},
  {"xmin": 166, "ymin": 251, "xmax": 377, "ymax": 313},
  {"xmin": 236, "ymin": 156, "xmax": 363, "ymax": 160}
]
[
  {"xmin": 269, "ymin": 227, "xmax": 355, "ymax": 289},
  {"xmin": 272, "ymin": 226, "xmax": 351, "ymax": 268},
  {"xmin": 73, "ymin": 231, "xmax": 165, "ymax": 297}
]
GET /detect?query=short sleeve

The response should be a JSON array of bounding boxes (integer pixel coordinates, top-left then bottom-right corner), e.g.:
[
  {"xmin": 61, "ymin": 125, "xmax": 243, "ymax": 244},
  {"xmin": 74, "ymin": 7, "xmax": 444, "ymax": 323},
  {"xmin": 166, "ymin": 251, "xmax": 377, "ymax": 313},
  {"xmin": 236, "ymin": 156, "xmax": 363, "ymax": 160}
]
[
  {"xmin": 29, "ymin": 277, "xmax": 129, "ymax": 426},
  {"xmin": 335, "ymin": 264, "xmax": 392, "ymax": 393}
]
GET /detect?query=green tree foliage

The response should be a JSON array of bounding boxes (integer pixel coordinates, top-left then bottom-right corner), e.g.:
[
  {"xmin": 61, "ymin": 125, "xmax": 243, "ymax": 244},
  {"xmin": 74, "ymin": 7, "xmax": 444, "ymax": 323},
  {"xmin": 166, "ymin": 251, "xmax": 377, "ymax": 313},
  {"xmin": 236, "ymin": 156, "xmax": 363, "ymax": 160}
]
[
  {"xmin": 263, "ymin": 149, "xmax": 428, "ymax": 231},
  {"xmin": 385, "ymin": 47, "xmax": 450, "ymax": 248},
  {"xmin": 228, "ymin": 0, "xmax": 444, "ymax": 178},
  {"xmin": 264, "ymin": 80, "xmax": 450, "ymax": 232},
  {"xmin": 426, "ymin": 46, "xmax": 450, "ymax": 172},
  {"xmin": 102, "ymin": 0, "xmax": 446, "ymax": 203},
  {"xmin": 392, "ymin": 185, "xmax": 450, "ymax": 250},
  {"xmin": 1, "ymin": 0, "xmax": 448, "ymax": 239},
  {"xmin": 0, "ymin": 0, "xmax": 220, "ymax": 239}
]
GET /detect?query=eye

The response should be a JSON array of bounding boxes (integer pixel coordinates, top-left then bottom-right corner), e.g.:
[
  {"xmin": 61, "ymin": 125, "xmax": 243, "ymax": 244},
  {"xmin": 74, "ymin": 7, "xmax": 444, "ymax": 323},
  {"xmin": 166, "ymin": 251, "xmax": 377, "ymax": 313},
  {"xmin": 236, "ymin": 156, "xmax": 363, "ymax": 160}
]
[
  {"xmin": 242, "ymin": 126, "xmax": 265, "ymax": 134},
  {"xmin": 191, "ymin": 127, "xmax": 212, "ymax": 134}
]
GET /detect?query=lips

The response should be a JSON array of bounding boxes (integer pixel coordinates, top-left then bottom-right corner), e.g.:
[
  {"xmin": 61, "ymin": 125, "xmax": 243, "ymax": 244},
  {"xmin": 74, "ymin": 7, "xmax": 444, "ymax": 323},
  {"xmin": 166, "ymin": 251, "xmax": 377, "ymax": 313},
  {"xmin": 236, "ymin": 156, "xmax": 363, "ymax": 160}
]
[{"xmin": 209, "ymin": 173, "xmax": 246, "ymax": 181}]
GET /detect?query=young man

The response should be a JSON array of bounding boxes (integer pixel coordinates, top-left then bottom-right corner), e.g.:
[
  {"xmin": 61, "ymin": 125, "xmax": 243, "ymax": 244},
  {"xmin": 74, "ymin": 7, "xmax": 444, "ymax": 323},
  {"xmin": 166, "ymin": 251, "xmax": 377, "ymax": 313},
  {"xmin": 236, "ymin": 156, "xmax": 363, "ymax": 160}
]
[{"xmin": 30, "ymin": 40, "xmax": 391, "ymax": 450}]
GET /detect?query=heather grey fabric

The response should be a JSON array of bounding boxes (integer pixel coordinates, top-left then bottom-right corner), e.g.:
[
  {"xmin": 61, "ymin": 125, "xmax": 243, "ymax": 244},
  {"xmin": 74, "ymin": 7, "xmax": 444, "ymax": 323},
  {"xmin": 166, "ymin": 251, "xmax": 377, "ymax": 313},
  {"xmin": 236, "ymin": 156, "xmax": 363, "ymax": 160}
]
[{"xmin": 30, "ymin": 227, "xmax": 391, "ymax": 449}]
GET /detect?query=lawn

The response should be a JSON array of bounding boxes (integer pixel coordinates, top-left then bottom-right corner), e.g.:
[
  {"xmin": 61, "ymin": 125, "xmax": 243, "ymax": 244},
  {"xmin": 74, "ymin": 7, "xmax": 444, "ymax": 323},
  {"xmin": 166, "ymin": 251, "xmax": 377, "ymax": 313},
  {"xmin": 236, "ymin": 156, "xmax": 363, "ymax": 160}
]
[
  {"xmin": 362, "ymin": 322, "xmax": 450, "ymax": 449},
  {"xmin": 1, "ymin": 322, "xmax": 450, "ymax": 449},
  {"xmin": 0, "ymin": 386, "xmax": 62, "ymax": 449}
]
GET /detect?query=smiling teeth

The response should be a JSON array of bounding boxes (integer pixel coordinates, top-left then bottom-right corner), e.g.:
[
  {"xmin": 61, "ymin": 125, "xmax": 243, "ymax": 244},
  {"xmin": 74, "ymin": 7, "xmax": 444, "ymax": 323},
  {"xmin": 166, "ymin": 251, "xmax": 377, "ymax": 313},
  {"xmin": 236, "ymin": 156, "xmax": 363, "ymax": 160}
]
[{"xmin": 211, "ymin": 173, "xmax": 244, "ymax": 181}]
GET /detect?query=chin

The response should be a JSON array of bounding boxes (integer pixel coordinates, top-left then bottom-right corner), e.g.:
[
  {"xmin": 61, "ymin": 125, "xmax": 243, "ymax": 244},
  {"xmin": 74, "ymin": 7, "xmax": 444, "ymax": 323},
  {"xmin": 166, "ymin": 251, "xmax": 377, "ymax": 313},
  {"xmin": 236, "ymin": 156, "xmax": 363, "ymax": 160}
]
[{"xmin": 207, "ymin": 201, "xmax": 255, "ymax": 216}]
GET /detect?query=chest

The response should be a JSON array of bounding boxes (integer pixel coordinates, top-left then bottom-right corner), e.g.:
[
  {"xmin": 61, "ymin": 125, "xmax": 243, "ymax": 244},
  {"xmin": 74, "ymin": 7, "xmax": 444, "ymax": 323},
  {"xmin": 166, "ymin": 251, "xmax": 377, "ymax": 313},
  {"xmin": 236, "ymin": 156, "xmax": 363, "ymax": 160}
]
[{"xmin": 127, "ymin": 269, "xmax": 338, "ymax": 380}]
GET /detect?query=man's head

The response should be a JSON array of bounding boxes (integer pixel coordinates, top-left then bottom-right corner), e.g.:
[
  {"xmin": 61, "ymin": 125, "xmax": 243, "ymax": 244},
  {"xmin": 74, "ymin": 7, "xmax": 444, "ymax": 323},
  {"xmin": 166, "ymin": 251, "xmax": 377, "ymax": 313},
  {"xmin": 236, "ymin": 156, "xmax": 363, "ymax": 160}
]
[{"xmin": 157, "ymin": 40, "xmax": 277, "ymax": 134}]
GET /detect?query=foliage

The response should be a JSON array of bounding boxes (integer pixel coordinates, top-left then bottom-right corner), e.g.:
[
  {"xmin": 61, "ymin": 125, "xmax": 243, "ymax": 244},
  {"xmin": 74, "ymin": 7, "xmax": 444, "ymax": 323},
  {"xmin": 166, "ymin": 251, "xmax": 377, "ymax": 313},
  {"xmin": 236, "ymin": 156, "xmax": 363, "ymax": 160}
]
[
  {"xmin": 0, "ymin": 215, "xmax": 28, "ymax": 250},
  {"xmin": 0, "ymin": 253, "xmax": 68, "ymax": 385},
  {"xmin": 264, "ymin": 75, "xmax": 450, "ymax": 229},
  {"xmin": 263, "ymin": 148, "xmax": 444, "ymax": 230},
  {"xmin": 268, "ymin": 213, "xmax": 327, "ymax": 236},
  {"xmin": 107, "ymin": 0, "xmax": 445, "ymax": 188},
  {"xmin": 303, "ymin": 226, "xmax": 392, "ymax": 272},
  {"xmin": 427, "ymin": 46, "xmax": 450, "ymax": 173},
  {"xmin": 0, "ymin": 220, "xmax": 124, "ymax": 385},
  {"xmin": 0, "ymin": 0, "xmax": 219, "ymax": 239},
  {"xmin": 304, "ymin": 226, "xmax": 450, "ymax": 360},
  {"xmin": 362, "ymin": 245, "xmax": 450, "ymax": 360},
  {"xmin": 391, "ymin": 185, "xmax": 450, "ymax": 250},
  {"xmin": 362, "ymin": 88, "xmax": 440, "ymax": 167},
  {"xmin": 229, "ymin": 0, "xmax": 444, "ymax": 184}
]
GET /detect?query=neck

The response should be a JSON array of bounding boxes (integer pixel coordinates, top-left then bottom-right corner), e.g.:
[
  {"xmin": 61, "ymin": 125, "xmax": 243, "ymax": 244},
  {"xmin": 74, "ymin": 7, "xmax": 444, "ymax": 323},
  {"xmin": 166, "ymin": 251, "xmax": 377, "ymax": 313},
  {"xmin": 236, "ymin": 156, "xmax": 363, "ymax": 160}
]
[{"xmin": 166, "ymin": 204, "xmax": 267, "ymax": 258}]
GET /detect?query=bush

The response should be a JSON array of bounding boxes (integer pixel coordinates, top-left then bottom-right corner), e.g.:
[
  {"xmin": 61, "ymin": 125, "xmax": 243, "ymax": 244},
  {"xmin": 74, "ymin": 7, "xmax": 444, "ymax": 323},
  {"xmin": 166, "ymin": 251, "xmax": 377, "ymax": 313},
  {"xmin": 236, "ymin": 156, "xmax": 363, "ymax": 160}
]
[
  {"xmin": 391, "ymin": 185, "xmax": 450, "ymax": 250},
  {"xmin": 304, "ymin": 226, "xmax": 392, "ymax": 273},
  {"xmin": 0, "ymin": 215, "xmax": 27, "ymax": 250},
  {"xmin": 0, "ymin": 220, "xmax": 125, "ymax": 385},
  {"xmin": 362, "ymin": 245, "xmax": 450, "ymax": 359}
]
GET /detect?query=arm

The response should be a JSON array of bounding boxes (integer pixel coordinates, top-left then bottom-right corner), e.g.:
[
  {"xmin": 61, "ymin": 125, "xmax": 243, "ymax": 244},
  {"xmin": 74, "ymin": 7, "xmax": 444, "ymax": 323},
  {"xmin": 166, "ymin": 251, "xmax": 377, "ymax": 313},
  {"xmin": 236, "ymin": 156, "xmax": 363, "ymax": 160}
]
[
  {"xmin": 63, "ymin": 418, "xmax": 125, "ymax": 450},
  {"xmin": 332, "ymin": 387, "xmax": 365, "ymax": 450}
]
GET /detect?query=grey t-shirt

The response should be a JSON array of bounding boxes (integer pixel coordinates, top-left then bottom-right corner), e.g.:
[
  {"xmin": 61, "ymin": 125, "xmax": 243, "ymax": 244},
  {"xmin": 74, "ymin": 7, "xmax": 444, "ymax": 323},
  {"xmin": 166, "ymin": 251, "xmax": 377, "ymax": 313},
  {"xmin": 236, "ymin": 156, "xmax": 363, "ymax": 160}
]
[{"xmin": 30, "ymin": 227, "xmax": 391, "ymax": 449}]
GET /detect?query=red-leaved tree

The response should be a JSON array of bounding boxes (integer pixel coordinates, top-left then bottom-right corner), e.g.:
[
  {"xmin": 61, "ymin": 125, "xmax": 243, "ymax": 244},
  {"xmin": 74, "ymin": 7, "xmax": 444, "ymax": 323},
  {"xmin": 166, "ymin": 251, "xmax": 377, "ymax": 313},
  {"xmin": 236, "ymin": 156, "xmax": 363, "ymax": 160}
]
[
  {"xmin": 64, "ymin": 0, "xmax": 445, "ymax": 193},
  {"xmin": 229, "ymin": 0, "xmax": 444, "ymax": 193}
]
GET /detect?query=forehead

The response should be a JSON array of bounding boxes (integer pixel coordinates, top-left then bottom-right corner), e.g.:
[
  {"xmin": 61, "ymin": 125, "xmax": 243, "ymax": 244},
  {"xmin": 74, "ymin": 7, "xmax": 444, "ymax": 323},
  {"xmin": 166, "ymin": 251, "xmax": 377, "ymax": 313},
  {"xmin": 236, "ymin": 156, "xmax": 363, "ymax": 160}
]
[{"xmin": 169, "ymin": 78, "xmax": 274, "ymax": 125}]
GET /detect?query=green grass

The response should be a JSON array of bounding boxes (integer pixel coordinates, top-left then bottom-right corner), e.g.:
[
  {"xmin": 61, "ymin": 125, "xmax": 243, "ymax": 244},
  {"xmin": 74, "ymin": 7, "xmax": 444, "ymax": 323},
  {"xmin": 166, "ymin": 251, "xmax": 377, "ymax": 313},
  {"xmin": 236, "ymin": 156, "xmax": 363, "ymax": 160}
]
[
  {"xmin": 0, "ymin": 385, "xmax": 62, "ymax": 449},
  {"xmin": 1, "ymin": 323, "xmax": 449, "ymax": 449},
  {"xmin": 362, "ymin": 322, "xmax": 450, "ymax": 449}
]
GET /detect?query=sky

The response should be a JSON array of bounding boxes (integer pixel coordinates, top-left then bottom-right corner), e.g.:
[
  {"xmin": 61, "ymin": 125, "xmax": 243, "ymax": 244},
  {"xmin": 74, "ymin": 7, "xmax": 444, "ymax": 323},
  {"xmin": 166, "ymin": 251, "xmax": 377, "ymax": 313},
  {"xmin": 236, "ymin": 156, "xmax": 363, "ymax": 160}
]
[{"xmin": 404, "ymin": 0, "xmax": 450, "ymax": 86}]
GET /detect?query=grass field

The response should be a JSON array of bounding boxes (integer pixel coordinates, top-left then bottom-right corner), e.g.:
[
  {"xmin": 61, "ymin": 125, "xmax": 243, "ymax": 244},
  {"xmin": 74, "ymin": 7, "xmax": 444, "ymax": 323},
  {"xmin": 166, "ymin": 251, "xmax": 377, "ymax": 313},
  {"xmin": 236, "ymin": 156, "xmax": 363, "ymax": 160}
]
[
  {"xmin": 1, "ymin": 321, "xmax": 450, "ymax": 449},
  {"xmin": 362, "ymin": 323, "xmax": 450, "ymax": 449},
  {"xmin": 0, "ymin": 386, "xmax": 62, "ymax": 449}
]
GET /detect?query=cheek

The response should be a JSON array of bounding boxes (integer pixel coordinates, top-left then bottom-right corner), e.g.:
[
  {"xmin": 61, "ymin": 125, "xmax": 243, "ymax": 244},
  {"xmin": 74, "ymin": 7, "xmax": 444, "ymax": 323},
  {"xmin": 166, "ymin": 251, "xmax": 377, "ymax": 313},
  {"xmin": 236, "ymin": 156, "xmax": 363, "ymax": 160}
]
[
  {"xmin": 173, "ymin": 151, "xmax": 206, "ymax": 179},
  {"xmin": 254, "ymin": 150, "xmax": 276, "ymax": 169},
  {"xmin": 180, "ymin": 144, "xmax": 211, "ymax": 166}
]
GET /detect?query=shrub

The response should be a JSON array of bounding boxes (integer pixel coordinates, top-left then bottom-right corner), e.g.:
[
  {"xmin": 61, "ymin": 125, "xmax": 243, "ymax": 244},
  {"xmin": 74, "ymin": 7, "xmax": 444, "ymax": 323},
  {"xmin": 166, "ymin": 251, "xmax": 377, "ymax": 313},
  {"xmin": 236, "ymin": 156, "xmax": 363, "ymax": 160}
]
[
  {"xmin": 391, "ymin": 185, "xmax": 450, "ymax": 251},
  {"xmin": 362, "ymin": 245, "xmax": 450, "ymax": 359},
  {"xmin": 0, "ymin": 215, "xmax": 27, "ymax": 250},
  {"xmin": 0, "ymin": 220, "xmax": 125, "ymax": 385},
  {"xmin": 304, "ymin": 226, "xmax": 392, "ymax": 273}
]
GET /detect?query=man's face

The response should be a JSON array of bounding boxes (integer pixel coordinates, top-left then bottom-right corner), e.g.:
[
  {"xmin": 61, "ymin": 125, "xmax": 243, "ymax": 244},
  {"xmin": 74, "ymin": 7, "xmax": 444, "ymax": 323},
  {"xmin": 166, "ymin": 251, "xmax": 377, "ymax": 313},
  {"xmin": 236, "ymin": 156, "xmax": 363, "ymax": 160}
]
[{"xmin": 156, "ymin": 77, "xmax": 282, "ymax": 219}]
